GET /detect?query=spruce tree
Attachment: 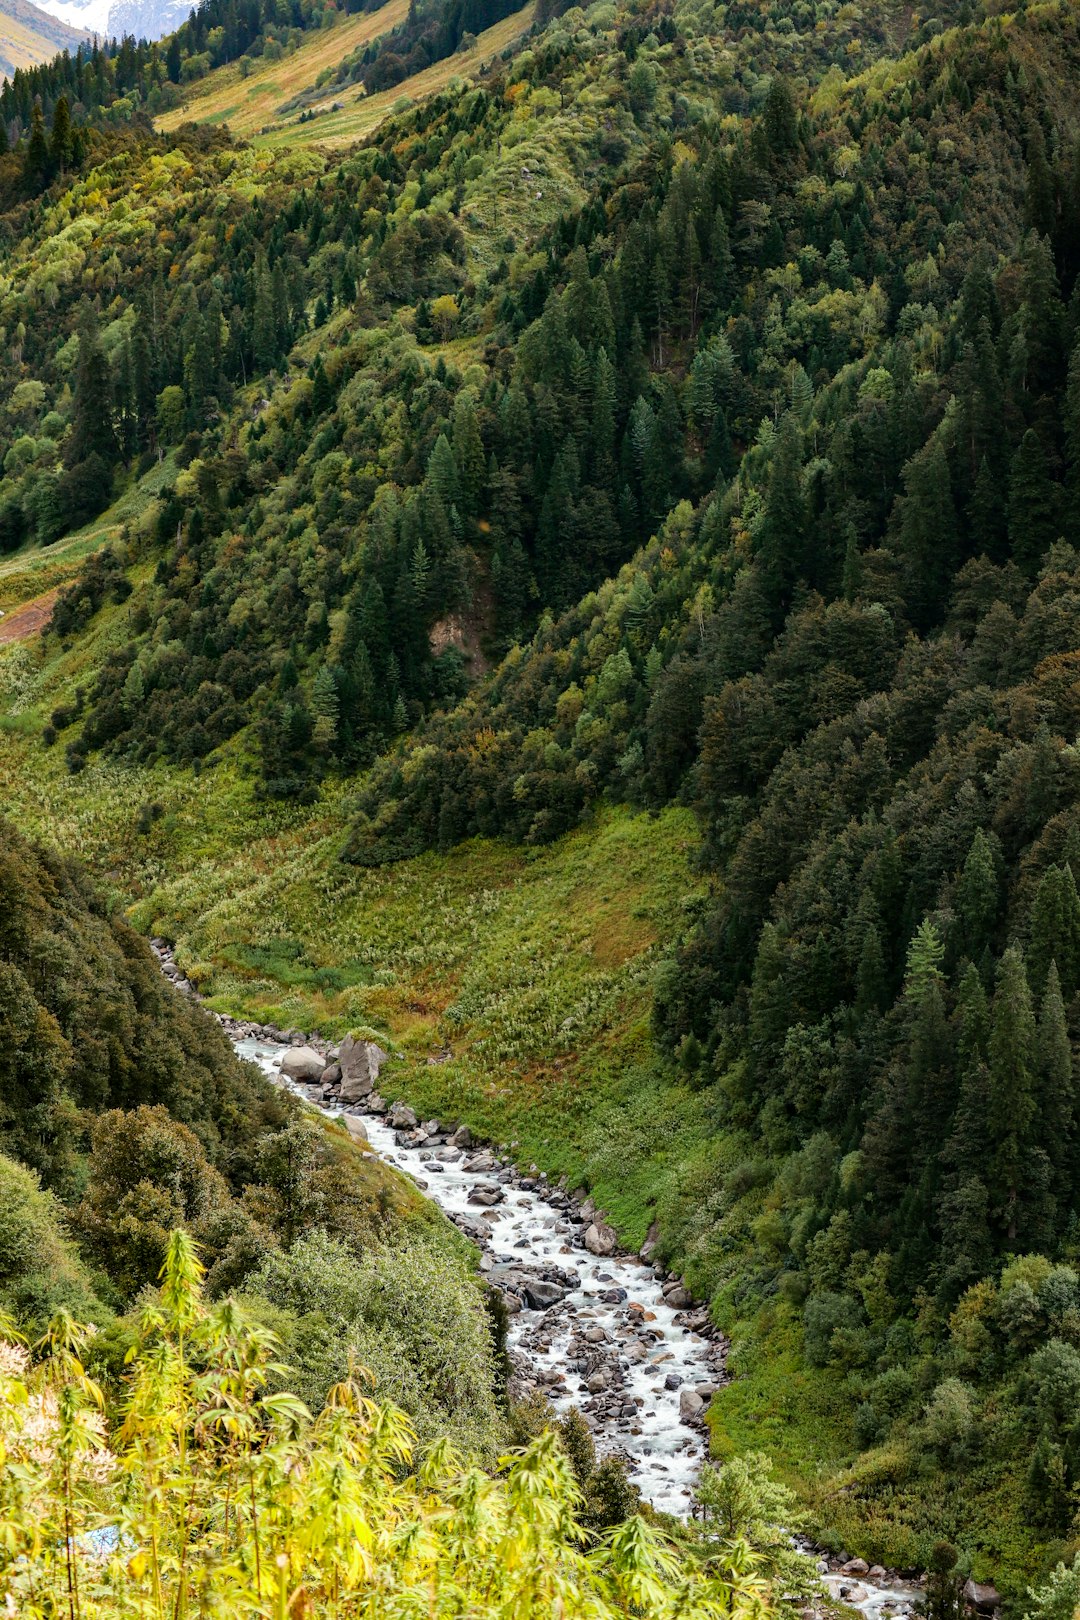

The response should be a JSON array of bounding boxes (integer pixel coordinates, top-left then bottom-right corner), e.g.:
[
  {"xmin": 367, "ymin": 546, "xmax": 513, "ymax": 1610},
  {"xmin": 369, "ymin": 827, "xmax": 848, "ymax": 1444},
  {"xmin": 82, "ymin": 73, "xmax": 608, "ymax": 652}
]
[
  {"xmin": 955, "ymin": 829, "xmax": 1001, "ymax": 962},
  {"xmin": 1036, "ymin": 960, "xmax": 1073, "ymax": 1210},
  {"xmin": 1008, "ymin": 428, "xmax": 1061, "ymax": 573},
  {"xmin": 66, "ymin": 309, "xmax": 119, "ymax": 470},
  {"xmin": 24, "ymin": 102, "xmax": 48, "ymax": 190},
  {"xmin": 50, "ymin": 94, "xmax": 71, "ymax": 173},
  {"xmin": 987, "ymin": 947, "xmax": 1043, "ymax": 1244},
  {"xmin": 757, "ymin": 414, "xmax": 806, "ymax": 626},
  {"xmin": 1028, "ymin": 862, "xmax": 1080, "ymax": 997},
  {"xmin": 897, "ymin": 436, "xmax": 957, "ymax": 631}
]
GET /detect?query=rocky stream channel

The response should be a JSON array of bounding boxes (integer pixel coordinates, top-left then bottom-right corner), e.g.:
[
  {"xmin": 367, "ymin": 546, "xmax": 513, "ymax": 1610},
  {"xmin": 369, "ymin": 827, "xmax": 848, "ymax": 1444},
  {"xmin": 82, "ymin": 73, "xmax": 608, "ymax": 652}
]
[{"xmin": 154, "ymin": 944, "xmax": 932, "ymax": 1617}]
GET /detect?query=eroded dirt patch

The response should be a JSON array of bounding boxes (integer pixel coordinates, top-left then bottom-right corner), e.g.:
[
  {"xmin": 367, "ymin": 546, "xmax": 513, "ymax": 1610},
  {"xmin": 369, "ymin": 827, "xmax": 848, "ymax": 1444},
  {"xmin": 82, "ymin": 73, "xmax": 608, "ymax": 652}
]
[{"xmin": 0, "ymin": 588, "xmax": 59, "ymax": 644}]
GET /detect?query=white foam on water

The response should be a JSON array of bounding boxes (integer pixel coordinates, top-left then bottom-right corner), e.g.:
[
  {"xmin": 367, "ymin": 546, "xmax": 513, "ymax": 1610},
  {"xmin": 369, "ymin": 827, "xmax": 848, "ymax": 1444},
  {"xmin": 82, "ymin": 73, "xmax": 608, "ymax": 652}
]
[
  {"xmin": 231, "ymin": 1036, "xmax": 926, "ymax": 1613},
  {"xmin": 235, "ymin": 1037, "xmax": 713, "ymax": 1515}
]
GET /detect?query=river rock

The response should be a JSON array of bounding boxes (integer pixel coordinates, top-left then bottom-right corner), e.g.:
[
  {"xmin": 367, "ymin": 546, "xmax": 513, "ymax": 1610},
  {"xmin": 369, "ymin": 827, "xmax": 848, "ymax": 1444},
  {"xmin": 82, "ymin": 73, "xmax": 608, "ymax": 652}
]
[
  {"xmin": 524, "ymin": 1280, "xmax": 566, "ymax": 1311},
  {"xmin": 841, "ymin": 1560, "xmax": 870, "ymax": 1576},
  {"xmin": 584, "ymin": 1222, "xmax": 618, "ymax": 1257},
  {"xmin": 468, "ymin": 1186, "xmax": 505, "ymax": 1207},
  {"xmin": 963, "ymin": 1582, "xmax": 1001, "ymax": 1613},
  {"xmin": 679, "ymin": 1388, "xmax": 705, "ymax": 1423},
  {"xmin": 320, "ymin": 1064, "xmax": 342, "ymax": 1089},
  {"xmin": 279, "ymin": 1045, "xmax": 325, "ymax": 1082},
  {"xmin": 388, "ymin": 1101, "xmax": 418, "ymax": 1129},
  {"xmin": 338, "ymin": 1035, "xmax": 388, "ymax": 1102},
  {"xmin": 341, "ymin": 1114, "xmax": 369, "ymax": 1142},
  {"xmin": 449, "ymin": 1124, "xmax": 473, "ymax": 1147}
]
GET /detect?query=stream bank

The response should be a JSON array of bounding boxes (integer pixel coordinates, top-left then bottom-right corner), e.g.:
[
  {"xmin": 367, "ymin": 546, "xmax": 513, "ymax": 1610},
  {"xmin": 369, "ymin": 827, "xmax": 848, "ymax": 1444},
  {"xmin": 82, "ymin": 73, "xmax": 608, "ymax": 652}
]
[{"xmin": 152, "ymin": 943, "xmax": 927, "ymax": 1612}]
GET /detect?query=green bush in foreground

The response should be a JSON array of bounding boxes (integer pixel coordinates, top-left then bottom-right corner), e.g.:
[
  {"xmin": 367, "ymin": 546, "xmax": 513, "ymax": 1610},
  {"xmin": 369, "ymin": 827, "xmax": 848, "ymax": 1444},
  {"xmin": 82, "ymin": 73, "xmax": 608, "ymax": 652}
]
[{"xmin": 0, "ymin": 1230, "xmax": 772, "ymax": 1620}]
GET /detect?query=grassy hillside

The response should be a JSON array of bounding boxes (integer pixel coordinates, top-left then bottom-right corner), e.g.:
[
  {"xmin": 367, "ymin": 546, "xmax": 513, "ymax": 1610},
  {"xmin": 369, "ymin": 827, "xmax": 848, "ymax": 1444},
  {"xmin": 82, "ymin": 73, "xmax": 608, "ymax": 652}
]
[
  {"xmin": 0, "ymin": 0, "xmax": 86, "ymax": 80},
  {"xmin": 256, "ymin": 3, "xmax": 538, "ymax": 152},
  {"xmin": 156, "ymin": 0, "xmax": 537, "ymax": 150},
  {"xmin": 155, "ymin": 0, "xmax": 412, "ymax": 139}
]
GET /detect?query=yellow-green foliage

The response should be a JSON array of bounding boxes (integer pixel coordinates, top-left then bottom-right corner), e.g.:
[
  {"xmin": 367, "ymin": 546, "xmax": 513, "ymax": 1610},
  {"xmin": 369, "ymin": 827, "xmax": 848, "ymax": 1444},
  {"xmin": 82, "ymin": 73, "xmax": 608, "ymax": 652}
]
[
  {"xmin": 0, "ymin": 1155, "xmax": 106, "ymax": 1332},
  {"xmin": 0, "ymin": 1231, "xmax": 773, "ymax": 1620}
]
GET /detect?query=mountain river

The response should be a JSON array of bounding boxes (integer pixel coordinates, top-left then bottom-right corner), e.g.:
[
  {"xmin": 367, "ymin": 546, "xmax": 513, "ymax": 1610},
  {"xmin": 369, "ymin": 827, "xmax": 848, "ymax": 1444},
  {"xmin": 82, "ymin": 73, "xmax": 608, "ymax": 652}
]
[{"xmin": 147, "ymin": 959, "xmax": 924, "ymax": 1616}]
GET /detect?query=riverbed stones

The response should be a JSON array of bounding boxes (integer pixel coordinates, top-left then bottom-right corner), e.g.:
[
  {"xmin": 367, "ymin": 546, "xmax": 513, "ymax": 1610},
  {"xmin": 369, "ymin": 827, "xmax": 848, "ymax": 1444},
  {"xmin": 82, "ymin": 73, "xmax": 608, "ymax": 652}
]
[
  {"xmin": 279, "ymin": 1045, "xmax": 326, "ymax": 1082},
  {"xmin": 388, "ymin": 1101, "xmax": 418, "ymax": 1129}
]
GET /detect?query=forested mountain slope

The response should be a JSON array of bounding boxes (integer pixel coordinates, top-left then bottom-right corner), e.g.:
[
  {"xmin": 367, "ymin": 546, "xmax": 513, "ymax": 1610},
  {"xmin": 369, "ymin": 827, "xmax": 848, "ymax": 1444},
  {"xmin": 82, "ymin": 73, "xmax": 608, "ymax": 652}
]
[{"xmin": 5, "ymin": 0, "xmax": 1080, "ymax": 1587}]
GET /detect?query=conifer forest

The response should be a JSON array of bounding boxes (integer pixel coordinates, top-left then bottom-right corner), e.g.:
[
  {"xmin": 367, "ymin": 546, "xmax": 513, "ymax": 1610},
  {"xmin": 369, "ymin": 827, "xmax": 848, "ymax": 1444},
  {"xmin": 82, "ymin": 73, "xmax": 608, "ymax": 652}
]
[{"xmin": 3, "ymin": 0, "xmax": 1080, "ymax": 1607}]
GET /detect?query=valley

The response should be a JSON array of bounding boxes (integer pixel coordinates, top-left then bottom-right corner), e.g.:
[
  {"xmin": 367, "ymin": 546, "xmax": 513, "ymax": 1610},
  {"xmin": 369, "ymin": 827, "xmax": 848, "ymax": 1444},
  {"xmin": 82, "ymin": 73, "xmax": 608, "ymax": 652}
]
[{"xmin": 2, "ymin": 0, "xmax": 1080, "ymax": 1606}]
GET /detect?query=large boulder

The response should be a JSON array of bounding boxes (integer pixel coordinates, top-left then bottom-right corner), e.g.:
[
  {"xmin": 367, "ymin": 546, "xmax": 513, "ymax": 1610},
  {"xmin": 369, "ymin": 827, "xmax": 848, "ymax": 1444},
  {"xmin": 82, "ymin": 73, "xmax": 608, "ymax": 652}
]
[
  {"xmin": 279, "ymin": 1045, "xmax": 325, "ymax": 1082},
  {"xmin": 963, "ymin": 1583, "xmax": 1001, "ymax": 1614},
  {"xmin": 338, "ymin": 1035, "xmax": 389, "ymax": 1103},
  {"xmin": 584, "ymin": 1222, "xmax": 618, "ymax": 1257},
  {"xmin": 468, "ymin": 1186, "xmax": 505, "ymax": 1207},
  {"xmin": 341, "ymin": 1114, "xmax": 369, "ymax": 1142},
  {"xmin": 388, "ymin": 1101, "xmax": 418, "ymax": 1130},
  {"xmin": 523, "ymin": 1279, "xmax": 567, "ymax": 1311},
  {"xmin": 679, "ymin": 1388, "xmax": 705, "ymax": 1424}
]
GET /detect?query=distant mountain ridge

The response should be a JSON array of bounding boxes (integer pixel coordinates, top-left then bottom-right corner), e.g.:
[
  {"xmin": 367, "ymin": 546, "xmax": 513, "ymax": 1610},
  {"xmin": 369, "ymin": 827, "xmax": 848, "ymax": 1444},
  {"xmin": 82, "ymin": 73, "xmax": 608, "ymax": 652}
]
[
  {"xmin": 24, "ymin": 0, "xmax": 187, "ymax": 39},
  {"xmin": 0, "ymin": 0, "xmax": 86, "ymax": 76}
]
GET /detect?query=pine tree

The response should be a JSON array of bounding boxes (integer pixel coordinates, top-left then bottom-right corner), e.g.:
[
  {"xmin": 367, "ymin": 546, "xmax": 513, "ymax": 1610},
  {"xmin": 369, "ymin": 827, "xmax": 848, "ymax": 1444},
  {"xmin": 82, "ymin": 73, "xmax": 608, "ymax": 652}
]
[
  {"xmin": 987, "ymin": 947, "xmax": 1042, "ymax": 1244},
  {"xmin": 1064, "ymin": 342, "xmax": 1080, "ymax": 533},
  {"xmin": 252, "ymin": 253, "xmax": 277, "ymax": 374},
  {"xmin": 66, "ymin": 309, "xmax": 119, "ymax": 470},
  {"xmin": 24, "ymin": 102, "xmax": 48, "ymax": 190},
  {"xmin": 897, "ymin": 436, "xmax": 957, "ymax": 631},
  {"xmin": 757, "ymin": 414, "xmax": 806, "ymax": 626},
  {"xmin": 1028, "ymin": 862, "xmax": 1080, "ymax": 998},
  {"xmin": 310, "ymin": 354, "xmax": 331, "ymax": 415},
  {"xmin": 955, "ymin": 829, "xmax": 1000, "ymax": 961},
  {"xmin": 1008, "ymin": 428, "xmax": 1061, "ymax": 573},
  {"xmin": 427, "ymin": 433, "xmax": 461, "ymax": 513},
  {"xmin": 1036, "ymin": 961, "xmax": 1073, "ymax": 1209},
  {"xmin": 762, "ymin": 76, "xmax": 798, "ymax": 155},
  {"xmin": 50, "ymin": 94, "xmax": 71, "ymax": 173}
]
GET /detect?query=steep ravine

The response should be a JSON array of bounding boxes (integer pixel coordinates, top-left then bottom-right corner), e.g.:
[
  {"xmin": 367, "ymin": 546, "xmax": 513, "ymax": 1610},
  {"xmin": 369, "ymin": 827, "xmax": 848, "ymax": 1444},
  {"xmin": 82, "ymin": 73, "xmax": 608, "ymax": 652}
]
[{"xmin": 152, "ymin": 945, "xmax": 925, "ymax": 1612}]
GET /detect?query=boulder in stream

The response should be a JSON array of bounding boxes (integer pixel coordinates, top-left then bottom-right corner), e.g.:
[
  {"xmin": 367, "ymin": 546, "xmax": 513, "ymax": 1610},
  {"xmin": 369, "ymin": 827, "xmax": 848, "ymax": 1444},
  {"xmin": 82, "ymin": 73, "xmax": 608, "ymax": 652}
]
[
  {"xmin": 280, "ymin": 1045, "xmax": 325, "ymax": 1082},
  {"xmin": 338, "ymin": 1035, "xmax": 388, "ymax": 1102},
  {"xmin": 388, "ymin": 1101, "xmax": 418, "ymax": 1129},
  {"xmin": 679, "ymin": 1388, "xmax": 705, "ymax": 1424},
  {"xmin": 524, "ymin": 1280, "xmax": 566, "ymax": 1311},
  {"xmin": 585, "ymin": 1222, "xmax": 618, "ymax": 1257},
  {"xmin": 468, "ymin": 1186, "xmax": 505, "ymax": 1207}
]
